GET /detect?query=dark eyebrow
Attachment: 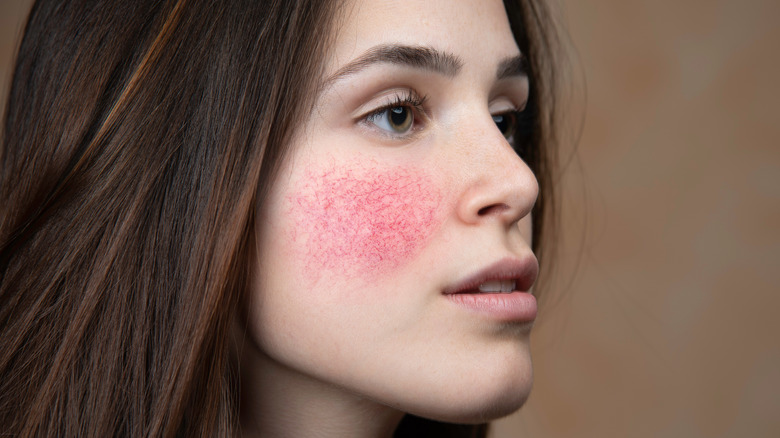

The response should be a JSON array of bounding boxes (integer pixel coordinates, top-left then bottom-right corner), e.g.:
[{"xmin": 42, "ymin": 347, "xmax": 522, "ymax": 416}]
[
  {"xmin": 326, "ymin": 44, "xmax": 464, "ymax": 84},
  {"xmin": 496, "ymin": 54, "xmax": 528, "ymax": 80}
]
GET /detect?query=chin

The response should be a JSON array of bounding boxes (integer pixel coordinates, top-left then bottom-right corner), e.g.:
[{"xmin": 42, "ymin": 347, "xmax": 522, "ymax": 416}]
[
  {"xmin": 396, "ymin": 358, "xmax": 534, "ymax": 424},
  {"xmin": 408, "ymin": 388, "xmax": 532, "ymax": 425},
  {"xmin": 446, "ymin": 380, "xmax": 532, "ymax": 423}
]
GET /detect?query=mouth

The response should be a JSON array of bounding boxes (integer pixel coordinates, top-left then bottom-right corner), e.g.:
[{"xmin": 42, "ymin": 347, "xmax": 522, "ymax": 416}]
[
  {"xmin": 443, "ymin": 256, "xmax": 538, "ymax": 295},
  {"xmin": 443, "ymin": 256, "xmax": 539, "ymax": 322},
  {"xmin": 474, "ymin": 279, "xmax": 518, "ymax": 293}
]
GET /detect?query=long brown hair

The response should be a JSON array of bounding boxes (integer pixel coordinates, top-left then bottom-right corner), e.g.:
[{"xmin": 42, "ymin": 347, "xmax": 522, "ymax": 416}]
[{"xmin": 0, "ymin": 0, "xmax": 560, "ymax": 437}]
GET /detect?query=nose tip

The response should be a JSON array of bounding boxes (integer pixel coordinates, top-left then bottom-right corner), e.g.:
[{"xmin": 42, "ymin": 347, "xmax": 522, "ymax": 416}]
[
  {"xmin": 458, "ymin": 170, "xmax": 538, "ymax": 226},
  {"xmin": 455, "ymin": 128, "xmax": 539, "ymax": 227}
]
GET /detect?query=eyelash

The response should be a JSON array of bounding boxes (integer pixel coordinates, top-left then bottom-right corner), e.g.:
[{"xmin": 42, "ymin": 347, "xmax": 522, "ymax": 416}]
[
  {"xmin": 501, "ymin": 104, "xmax": 532, "ymax": 158},
  {"xmin": 361, "ymin": 89, "xmax": 429, "ymax": 137}
]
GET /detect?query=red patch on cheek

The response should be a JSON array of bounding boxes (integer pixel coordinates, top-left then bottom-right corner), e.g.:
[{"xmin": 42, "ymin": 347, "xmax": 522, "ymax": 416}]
[{"xmin": 288, "ymin": 164, "xmax": 443, "ymax": 283}]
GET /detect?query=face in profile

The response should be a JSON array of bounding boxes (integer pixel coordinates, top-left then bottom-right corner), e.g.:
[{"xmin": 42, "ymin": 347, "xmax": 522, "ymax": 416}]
[{"xmin": 245, "ymin": 0, "xmax": 539, "ymax": 425}]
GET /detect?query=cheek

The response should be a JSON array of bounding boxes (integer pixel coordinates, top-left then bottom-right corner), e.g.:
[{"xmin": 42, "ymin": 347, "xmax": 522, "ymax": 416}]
[{"xmin": 287, "ymin": 163, "xmax": 443, "ymax": 285}]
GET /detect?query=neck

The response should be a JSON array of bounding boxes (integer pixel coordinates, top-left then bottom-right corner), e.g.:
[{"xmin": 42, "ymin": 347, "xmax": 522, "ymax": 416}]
[{"xmin": 239, "ymin": 346, "xmax": 404, "ymax": 438}]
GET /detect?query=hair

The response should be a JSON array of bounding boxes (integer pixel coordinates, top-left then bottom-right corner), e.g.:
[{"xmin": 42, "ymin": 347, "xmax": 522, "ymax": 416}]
[{"xmin": 0, "ymin": 0, "xmax": 560, "ymax": 437}]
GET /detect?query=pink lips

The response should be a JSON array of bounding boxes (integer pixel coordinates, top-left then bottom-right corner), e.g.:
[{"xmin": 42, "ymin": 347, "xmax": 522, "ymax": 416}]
[{"xmin": 443, "ymin": 256, "xmax": 539, "ymax": 322}]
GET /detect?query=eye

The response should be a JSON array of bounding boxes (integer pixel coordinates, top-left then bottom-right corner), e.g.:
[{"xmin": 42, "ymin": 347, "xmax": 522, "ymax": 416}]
[
  {"xmin": 491, "ymin": 103, "xmax": 534, "ymax": 160},
  {"xmin": 366, "ymin": 105, "xmax": 414, "ymax": 134},
  {"xmin": 361, "ymin": 90, "xmax": 428, "ymax": 137},
  {"xmin": 492, "ymin": 111, "xmax": 517, "ymax": 140}
]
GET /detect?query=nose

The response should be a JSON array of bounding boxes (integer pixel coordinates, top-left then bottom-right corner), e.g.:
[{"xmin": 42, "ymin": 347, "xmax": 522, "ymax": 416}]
[{"xmin": 454, "ymin": 116, "xmax": 539, "ymax": 228}]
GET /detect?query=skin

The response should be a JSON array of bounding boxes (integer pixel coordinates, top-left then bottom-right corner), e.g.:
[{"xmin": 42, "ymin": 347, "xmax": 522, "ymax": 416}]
[
  {"xmin": 288, "ymin": 159, "xmax": 443, "ymax": 287},
  {"xmin": 241, "ymin": 0, "xmax": 539, "ymax": 437}
]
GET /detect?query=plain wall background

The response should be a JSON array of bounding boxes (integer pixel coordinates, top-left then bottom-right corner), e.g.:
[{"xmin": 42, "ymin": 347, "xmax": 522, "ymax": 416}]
[
  {"xmin": 2, "ymin": 1, "xmax": 778, "ymax": 437},
  {"xmin": 493, "ymin": 1, "xmax": 780, "ymax": 437}
]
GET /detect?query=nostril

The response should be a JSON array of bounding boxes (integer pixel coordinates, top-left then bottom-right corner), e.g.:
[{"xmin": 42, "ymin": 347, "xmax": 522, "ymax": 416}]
[{"xmin": 477, "ymin": 203, "xmax": 510, "ymax": 216}]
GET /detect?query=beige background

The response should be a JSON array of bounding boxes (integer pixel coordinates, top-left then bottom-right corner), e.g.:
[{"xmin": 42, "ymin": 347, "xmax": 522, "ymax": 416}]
[
  {"xmin": 2, "ymin": 1, "xmax": 778, "ymax": 437},
  {"xmin": 494, "ymin": 1, "xmax": 780, "ymax": 437}
]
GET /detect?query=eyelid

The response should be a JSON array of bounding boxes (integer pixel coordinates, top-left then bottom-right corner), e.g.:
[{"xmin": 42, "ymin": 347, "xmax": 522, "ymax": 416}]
[
  {"xmin": 355, "ymin": 88, "xmax": 427, "ymax": 117},
  {"xmin": 489, "ymin": 96, "xmax": 525, "ymax": 115},
  {"xmin": 355, "ymin": 88, "xmax": 429, "ymax": 138}
]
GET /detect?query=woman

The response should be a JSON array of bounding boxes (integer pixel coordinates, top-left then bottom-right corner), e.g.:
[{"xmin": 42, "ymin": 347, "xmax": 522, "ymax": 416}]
[{"xmin": 0, "ymin": 0, "xmax": 560, "ymax": 436}]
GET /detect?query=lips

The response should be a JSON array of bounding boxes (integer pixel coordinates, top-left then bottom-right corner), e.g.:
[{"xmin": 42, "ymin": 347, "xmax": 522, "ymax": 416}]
[
  {"xmin": 443, "ymin": 256, "xmax": 538, "ymax": 295},
  {"xmin": 443, "ymin": 256, "xmax": 539, "ymax": 322}
]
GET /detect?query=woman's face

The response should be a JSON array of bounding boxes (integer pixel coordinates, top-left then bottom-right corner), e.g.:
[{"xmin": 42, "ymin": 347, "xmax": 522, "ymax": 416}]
[{"xmin": 248, "ymin": 0, "xmax": 539, "ymax": 424}]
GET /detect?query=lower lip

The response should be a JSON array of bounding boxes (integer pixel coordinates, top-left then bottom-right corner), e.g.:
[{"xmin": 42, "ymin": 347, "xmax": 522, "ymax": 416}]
[{"xmin": 445, "ymin": 292, "xmax": 537, "ymax": 322}]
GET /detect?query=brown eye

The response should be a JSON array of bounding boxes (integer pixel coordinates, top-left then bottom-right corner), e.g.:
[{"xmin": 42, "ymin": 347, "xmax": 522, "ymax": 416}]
[
  {"xmin": 369, "ymin": 106, "xmax": 414, "ymax": 134},
  {"xmin": 388, "ymin": 106, "xmax": 413, "ymax": 132},
  {"xmin": 492, "ymin": 111, "xmax": 517, "ymax": 140}
]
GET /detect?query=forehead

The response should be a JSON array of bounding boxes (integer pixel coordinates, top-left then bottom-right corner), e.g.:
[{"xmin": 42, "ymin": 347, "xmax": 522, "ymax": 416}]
[{"xmin": 328, "ymin": 0, "xmax": 520, "ymax": 73}]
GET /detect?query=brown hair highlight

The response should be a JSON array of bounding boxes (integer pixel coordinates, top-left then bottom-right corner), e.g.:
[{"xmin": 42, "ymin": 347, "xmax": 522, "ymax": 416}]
[
  {"xmin": 0, "ymin": 1, "xmax": 561, "ymax": 437},
  {"xmin": 0, "ymin": 0, "xmax": 339, "ymax": 435}
]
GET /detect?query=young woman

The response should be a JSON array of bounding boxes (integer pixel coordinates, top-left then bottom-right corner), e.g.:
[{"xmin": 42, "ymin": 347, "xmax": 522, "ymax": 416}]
[{"xmin": 0, "ymin": 0, "xmax": 560, "ymax": 436}]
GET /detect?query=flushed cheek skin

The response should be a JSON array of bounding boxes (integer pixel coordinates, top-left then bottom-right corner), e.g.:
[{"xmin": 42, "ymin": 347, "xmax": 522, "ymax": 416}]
[{"xmin": 287, "ymin": 161, "xmax": 443, "ymax": 286}]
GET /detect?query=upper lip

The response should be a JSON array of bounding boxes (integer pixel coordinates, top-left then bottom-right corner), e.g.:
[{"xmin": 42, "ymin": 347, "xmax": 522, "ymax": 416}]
[{"xmin": 442, "ymin": 256, "xmax": 539, "ymax": 295}]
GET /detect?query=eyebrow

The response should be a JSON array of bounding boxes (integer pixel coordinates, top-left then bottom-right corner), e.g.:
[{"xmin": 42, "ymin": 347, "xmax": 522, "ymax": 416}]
[
  {"xmin": 496, "ymin": 54, "xmax": 528, "ymax": 80},
  {"xmin": 325, "ymin": 43, "xmax": 527, "ymax": 85},
  {"xmin": 326, "ymin": 44, "xmax": 464, "ymax": 84}
]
